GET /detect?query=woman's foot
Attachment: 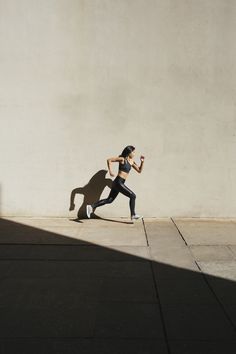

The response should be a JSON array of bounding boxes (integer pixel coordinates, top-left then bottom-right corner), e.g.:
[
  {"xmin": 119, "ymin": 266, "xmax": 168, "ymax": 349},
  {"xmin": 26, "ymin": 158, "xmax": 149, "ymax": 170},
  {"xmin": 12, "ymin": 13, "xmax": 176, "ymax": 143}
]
[
  {"xmin": 86, "ymin": 205, "xmax": 94, "ymax": 218},
  {"xmin": 131, "ymin": 214, "xmax": 143, "ymax": 221}
]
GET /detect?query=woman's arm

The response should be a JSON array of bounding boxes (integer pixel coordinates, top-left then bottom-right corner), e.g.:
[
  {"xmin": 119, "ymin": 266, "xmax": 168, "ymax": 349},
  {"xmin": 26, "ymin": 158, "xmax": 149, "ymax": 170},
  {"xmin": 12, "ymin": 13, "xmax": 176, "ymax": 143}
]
[
  {"xmin": 107, "ymin": 156, "xmax": 124, "ymax": 176},
  {"xmin": 132, "ymin": 155, "xmax": 145, "ymax": 173}
]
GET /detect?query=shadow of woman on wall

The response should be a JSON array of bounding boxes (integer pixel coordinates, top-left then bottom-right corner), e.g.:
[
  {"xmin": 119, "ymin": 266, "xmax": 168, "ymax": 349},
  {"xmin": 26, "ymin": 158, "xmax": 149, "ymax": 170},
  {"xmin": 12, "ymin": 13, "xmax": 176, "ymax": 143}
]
[{"xmin": 69, "ymin": 169, "xmax": 113, "ymax": 220}]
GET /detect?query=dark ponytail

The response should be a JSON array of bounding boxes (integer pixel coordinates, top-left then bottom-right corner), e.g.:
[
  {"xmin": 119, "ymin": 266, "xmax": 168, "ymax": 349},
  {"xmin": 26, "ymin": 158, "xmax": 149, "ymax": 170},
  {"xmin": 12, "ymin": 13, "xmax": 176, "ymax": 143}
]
[{"xmin": 119, "ymin": 145, "xmax": 135, "ymax": 158}]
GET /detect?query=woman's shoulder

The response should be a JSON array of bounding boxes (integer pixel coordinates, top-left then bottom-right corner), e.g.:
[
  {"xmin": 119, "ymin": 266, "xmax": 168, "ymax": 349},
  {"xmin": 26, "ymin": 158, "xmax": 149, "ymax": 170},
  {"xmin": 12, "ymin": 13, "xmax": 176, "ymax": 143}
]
[
  {"xmin": 118, "ymin": 156, "xmax": 125, "ymax": 164},
  {"xmin": 109, "ymin": 156, "xmax": 125, "ymax": 163}
]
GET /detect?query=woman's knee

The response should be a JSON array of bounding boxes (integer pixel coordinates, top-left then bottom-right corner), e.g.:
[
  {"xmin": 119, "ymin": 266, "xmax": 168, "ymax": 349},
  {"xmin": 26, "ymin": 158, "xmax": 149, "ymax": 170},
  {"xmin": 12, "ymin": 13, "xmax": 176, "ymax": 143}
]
[{"xmin": 130, "ymin": 192, "xmax": 136, "ymax": 200}]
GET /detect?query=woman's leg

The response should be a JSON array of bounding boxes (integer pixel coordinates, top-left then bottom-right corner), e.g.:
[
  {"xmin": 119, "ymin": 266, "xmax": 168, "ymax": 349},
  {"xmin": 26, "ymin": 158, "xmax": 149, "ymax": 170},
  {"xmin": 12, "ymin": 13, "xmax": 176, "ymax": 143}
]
[
  {"xmin": 91, "ymin": 186, "xmax": 119, "ymax": 210},
  {"xmin": 116, "ymin": 179, "xmax": 136, "ymax": 217}
]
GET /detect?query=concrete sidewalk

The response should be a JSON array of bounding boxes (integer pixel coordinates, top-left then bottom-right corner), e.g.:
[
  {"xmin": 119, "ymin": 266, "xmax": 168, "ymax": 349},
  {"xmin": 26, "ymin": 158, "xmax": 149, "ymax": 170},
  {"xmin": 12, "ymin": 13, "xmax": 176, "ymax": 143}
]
[{"xmin": 0, "ymin": 216, "xmax": 236, "ymax": 353}]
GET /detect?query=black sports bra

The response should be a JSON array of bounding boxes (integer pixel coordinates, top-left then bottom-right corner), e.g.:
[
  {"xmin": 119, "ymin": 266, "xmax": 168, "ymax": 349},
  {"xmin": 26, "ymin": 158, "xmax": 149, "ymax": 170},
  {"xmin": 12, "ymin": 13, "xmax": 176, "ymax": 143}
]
[{"xmin": 119, "ymin": 158, "xmax": 132, "ymax": 173}]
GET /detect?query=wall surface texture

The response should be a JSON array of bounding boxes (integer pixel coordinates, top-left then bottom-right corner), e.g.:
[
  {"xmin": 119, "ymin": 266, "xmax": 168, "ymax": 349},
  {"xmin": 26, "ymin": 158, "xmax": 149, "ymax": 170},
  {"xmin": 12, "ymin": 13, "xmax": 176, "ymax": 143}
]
[{"xmin": 0, "ymin": 0, "xmax": 236, "ymax": 217}]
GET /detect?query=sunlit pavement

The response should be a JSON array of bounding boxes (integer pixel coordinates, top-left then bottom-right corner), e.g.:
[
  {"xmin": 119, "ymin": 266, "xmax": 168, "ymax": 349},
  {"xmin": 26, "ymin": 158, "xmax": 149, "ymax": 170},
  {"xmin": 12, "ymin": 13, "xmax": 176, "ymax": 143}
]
[{"xmin": 0, "ymin": 216, "xmax": 236, "ymax": 353}]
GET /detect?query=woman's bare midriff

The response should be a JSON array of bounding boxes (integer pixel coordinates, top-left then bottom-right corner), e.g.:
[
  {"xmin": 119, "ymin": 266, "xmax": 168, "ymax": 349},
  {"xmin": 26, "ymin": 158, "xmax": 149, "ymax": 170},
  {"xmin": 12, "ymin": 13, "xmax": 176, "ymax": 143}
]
[
  {"xmin": 118, "ymin": 158, "xmax": 133, "ymax": 179},
  {"xmin": 118, "ymin": 170, "xmax": 128, "ymax": 179}
]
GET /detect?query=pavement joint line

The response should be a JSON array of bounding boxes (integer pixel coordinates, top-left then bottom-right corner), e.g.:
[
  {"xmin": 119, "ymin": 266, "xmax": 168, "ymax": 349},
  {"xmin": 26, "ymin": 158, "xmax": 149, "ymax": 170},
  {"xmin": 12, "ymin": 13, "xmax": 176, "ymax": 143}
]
[
  {"xmin": 149, "ymin": 261, "xmax": 172, "ymax": 354},
  {"xmin": 194, "ymin": 260, "xmax": 236, "ymax": 334},
  {"xmin": 188, "ymin": 246, "xmax": 197, "ymax": 260},
  {"xmin": 140, "ymin": 219, "xmax": 170, "ymax": 352},
  {"xmin": 226, "ymin": 245, "xmax": 236, "ymax": 259},
  {"xmin": 142, "ymin": 218, "xmax": 149, "ymax": 246},
  {"xmin": 170, "ymin": 217, "xmax": 187, "ymax": 246}
]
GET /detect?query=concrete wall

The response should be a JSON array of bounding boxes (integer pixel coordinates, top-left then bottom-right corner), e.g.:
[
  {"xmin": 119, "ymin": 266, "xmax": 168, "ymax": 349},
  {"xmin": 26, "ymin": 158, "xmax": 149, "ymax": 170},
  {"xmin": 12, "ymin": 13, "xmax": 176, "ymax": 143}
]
[{"xmin": 0, "ymin": 0, "xmax": 236, "ymax": 218}]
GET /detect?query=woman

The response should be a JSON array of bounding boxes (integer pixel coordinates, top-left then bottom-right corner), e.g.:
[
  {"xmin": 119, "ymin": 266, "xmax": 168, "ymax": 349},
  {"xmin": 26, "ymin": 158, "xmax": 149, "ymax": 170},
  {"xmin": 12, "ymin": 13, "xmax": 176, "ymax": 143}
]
[{"xmin": 86, "ymin": 145, "xmax": 145, "ymax": 221}]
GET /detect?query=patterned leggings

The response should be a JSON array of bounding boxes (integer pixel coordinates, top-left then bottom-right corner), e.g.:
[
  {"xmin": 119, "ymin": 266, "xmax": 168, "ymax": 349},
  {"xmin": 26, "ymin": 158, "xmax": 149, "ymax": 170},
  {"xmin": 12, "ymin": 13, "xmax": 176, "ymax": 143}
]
[{"xmin": 91, "ymin": 175, "xmax": 136, "ymax": 216}]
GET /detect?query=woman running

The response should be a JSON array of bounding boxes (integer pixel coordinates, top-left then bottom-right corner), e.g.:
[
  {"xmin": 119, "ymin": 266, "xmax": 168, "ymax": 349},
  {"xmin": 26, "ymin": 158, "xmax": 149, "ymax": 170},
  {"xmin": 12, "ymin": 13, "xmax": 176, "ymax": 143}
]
[{"xmin": 86, "ymin": 145, "xmax": 145, "ymax": 221}]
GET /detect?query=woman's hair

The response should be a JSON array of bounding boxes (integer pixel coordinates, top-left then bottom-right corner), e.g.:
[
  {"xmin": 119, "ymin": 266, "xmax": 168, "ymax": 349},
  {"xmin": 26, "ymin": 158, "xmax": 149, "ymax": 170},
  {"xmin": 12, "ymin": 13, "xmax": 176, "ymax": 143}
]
[{"xmin": 119, "ymin": 145, "xmax": 135, "ymax": 158}]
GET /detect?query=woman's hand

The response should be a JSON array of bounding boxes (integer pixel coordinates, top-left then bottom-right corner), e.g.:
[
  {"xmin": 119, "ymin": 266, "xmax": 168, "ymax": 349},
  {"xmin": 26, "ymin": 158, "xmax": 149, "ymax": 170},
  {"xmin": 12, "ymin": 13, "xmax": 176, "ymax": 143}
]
[
  {"xmin": 110, "ymin": 172, "xmax": 115, "ymax": 177},
  {"xmin": 140, "ymin": 155, "xmax": 145, "ymax": 162}
]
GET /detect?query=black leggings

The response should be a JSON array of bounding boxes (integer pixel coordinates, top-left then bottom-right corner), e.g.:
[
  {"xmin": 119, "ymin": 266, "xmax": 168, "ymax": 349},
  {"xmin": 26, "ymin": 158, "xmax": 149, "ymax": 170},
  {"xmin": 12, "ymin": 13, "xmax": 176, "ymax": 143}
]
[{"xmin": 91, "ymin": 176, "xmax": 136, "ymax": 216}]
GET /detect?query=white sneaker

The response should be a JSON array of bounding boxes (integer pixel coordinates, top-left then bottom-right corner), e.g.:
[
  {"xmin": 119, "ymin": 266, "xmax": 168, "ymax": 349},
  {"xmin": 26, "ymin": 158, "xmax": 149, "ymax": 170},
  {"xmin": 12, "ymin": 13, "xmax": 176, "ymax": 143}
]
[
  {"xmin": 131, "ymin": 214, "xmax": 143, "ymax": 221},
  {"xmin": 86, "ymin": 205, "xmax": 93, "ymax": 218}
]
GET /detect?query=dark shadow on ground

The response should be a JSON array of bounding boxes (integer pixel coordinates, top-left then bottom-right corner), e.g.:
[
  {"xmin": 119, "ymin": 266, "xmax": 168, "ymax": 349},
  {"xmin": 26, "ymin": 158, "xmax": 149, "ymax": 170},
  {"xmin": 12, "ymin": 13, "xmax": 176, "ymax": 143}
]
[
  {"xmin": 0, "ymin": 217, "xmax": 236, "ymax": 353},
  {"xmin": 69, "ymin": 169, "xmax": 113, "ymax": 219}
]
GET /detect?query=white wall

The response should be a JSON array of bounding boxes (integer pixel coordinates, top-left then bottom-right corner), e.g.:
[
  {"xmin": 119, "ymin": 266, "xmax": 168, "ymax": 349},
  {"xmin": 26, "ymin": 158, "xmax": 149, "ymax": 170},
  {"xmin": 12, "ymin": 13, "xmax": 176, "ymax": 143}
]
[{"xmin": 0, "ymin": 0, "xmax": 236, "ymax": 217}]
